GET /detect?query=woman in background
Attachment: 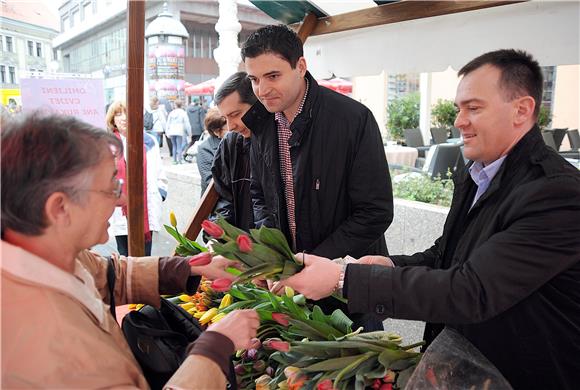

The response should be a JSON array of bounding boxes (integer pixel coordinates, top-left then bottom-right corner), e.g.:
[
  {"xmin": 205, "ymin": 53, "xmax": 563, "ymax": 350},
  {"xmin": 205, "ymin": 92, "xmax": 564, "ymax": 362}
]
[
  {"xmin": 166, "ymin": 99, "xmax": 191, "ymax": 164},
  {"xmin": 196, "ymin": 107, "xmax": 228, "ymax": 197},
  {"xmin": 105, "ymin": 101, "xmax": 168, "ymax": 256}
]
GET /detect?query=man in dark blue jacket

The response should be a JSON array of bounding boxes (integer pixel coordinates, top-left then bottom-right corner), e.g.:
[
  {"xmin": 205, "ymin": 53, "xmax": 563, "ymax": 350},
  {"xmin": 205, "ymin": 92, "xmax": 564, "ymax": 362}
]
[
  {"xmin": 277, "ymin": 49, "xmax": 580, "ymax": 390},
  {"xmin": 211, "ymin": 71, "xmax": 256, "ymax": 232},
  {"xmin": 241, "ymin": 25, "xmax": 393, "ymax": 330}
]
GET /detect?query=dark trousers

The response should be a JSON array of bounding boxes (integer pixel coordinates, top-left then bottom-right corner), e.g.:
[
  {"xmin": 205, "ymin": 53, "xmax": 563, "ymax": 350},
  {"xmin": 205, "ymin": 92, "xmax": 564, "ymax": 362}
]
[
  {"xmin": 164, "ymin": 134, "xmax": 173, "ymax": 157},
  {"xmin": 115, "ymin": 234, "xmax": 153, "ymax": 256}
]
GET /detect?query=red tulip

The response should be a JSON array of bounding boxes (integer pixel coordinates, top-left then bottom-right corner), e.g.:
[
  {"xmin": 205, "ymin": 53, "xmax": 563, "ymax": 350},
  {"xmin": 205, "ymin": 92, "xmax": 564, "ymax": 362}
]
[
  {"xmin": 271, "ymin": 312, "xmax": 290, "ymax": 326},
  {"xmin": 236, "ymin": 234, "xmax": 253, "ymax": 253},
  {"xmin": 379, "ymin": 384, "xmax": 393, "ymax": 390},
  {"xmin": 211, "ymin": 278, "xmax": 232, "ymax": 292},
  {"xmin": 202, "ymin": 220, "xmax": 224, "ymax": 239},
  {"xmin": 188, "ymin": 252, "xmax": 212, "ymax": 267},
  {"xmin": 263, "ymin": 338, "xmax": 290, "ymax": 352},
  {"xmin": 317, "ymin": 379, "xmax": 335, "ymax": 390}
]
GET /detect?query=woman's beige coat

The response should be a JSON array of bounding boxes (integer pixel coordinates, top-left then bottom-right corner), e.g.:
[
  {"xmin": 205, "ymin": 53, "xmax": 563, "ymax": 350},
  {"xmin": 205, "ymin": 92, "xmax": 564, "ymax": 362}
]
[{"xmin": 1, "ymin": 241, "xmax": 226, "ymax": 389}]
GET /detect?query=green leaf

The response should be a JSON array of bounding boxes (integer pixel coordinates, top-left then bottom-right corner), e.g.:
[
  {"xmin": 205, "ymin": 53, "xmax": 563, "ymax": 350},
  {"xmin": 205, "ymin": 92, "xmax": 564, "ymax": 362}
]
[
  {"xmin": 257, "ymin": 225, "xmax": 295, "ymax": 261},
  {"xmin": 330, "ymin": 309, "xmax": 353, "ymax": 335},
  {"xmin": 236, "ymin": 263, "xmax": 283, "ymax": 284},
  {"xmin": 266, "ymin": 291, "xmax": 282, "ymax": 312},
  {"xmin": 215, "ymin": 215, "xmax": 249, "ymax": 240},
  {"xmin": 334, "ymin": 351, "xmax": 375, "ymax": 387},
  {"xmin": 311, "ymin": 306, "xmax": 328, "ymax": 324},
  {"xmin": 281, "ymin": 294, "xmax": 308, "ymax": 321},
  {"xmin": 302, "ymin": 353, "xmax": 376, "ymax": 372},
  {"xmin": 378, "ymin": 348, "xmax": 420, "ymax": 369},
  {"xmin": 250, "ymin": 242, "xmax": 287, "ymax": 264},
  {"xmin": 227, "ymin": 286, "xmax": 250, "ymax": 300},
  {"xmin": 218, "ymin": 300, "xmax": 256, "ymax": 313}
]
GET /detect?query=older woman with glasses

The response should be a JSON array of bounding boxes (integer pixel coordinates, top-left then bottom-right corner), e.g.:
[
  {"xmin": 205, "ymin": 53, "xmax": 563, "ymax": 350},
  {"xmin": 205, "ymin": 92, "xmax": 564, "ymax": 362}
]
[
  {"xmin": 1, "ymin": 112, "xmax": 259, "ymax": 388},
  {"xmin": 105, "ymin": 101, "xmax": 168, "ymax": 256}
]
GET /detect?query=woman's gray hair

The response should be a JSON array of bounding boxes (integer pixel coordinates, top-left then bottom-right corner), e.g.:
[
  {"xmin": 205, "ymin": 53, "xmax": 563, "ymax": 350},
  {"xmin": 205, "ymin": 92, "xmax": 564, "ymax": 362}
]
[{"xmin": 1, "ymin": 112, "xmax": 122, "ymax": 236}]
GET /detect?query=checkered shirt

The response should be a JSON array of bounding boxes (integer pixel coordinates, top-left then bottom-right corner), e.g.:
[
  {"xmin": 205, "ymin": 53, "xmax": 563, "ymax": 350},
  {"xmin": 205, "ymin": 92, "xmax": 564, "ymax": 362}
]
[{"xmin": 274, "ymin": 79, "xmax": 309, "ymax": 248}]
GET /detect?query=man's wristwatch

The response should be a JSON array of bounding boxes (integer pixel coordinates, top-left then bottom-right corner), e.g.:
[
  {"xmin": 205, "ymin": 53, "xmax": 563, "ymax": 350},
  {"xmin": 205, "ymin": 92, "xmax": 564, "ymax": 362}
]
[{"xmin": 336, "ymin": 263, "xmax": 347, "ymax": 297}]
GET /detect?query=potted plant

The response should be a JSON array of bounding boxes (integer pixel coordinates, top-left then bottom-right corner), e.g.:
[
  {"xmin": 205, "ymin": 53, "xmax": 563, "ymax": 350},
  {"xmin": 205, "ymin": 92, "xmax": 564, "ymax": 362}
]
[{"xmin": 386, "ymin": 92, "xmax": 420, "ymax": 142}]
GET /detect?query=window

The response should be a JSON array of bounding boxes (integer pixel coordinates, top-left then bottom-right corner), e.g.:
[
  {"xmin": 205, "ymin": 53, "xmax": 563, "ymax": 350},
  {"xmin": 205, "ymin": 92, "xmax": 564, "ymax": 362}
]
[
  {"xmin": 71, "ymin": 9, "xmax": 79, "ymax": 27},
  {"xmin": 0, "ymin": 65, "xmax": 5, "ymax": 83},
  {"xmin": 82, "ymin": 1, "xmax": 91, "ymax": 20},
  {"xmin": 0, "ymin": 35, "xmax": 3, "ymax": 51},
  {"xmin": 28, "ymin": 40, "xmax": 34, "ymax": 56},
  {"xmin": 62, "ymin": 16, "xmax": 69, "ymax": 31},
  {"xmin": 5, "ymin": 36, "xmax": 13, "ymax": 52},
  {"xmin": 8, "ymin": 66, "xmax": 16, "ymax": 84},
  {"xmin": 36, "ymin": 42, "xmax": 42, "ymax": 57}
]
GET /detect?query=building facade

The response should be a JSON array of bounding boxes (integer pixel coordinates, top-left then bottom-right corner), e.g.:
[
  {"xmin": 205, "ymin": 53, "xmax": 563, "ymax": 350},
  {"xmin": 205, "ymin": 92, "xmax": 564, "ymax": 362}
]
[
  {"xmin": 0, "ymin": 1, "xmax": 59, "ymax": 106},
  {"xmin": 52, "ymin": 0, "xmax": 275, "ymax": 104}
]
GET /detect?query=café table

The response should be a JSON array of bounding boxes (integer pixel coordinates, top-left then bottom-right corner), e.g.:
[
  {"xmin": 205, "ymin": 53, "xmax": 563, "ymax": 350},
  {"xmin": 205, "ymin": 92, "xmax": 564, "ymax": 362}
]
[{"xmin": 384, "ymin": 145, "xmax": 419, "ymax": 167}]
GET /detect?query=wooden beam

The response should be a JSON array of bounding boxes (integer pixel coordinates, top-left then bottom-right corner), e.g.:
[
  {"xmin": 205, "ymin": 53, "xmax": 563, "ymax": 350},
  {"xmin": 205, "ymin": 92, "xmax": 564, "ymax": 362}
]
[
  {"xmin": 126, "ymin": 0, "xmax": 145, "ymax": 257},
  {"xmin": 183, "ymin": 180, "xmax": 220, "ymax": 241},
  {"xmin": 296, "ymin": 12, "xmax": 319, "ymax": 44},
  {"xmin": 291, "ymin": 1, "xmax": 523, "ymax": 37}
]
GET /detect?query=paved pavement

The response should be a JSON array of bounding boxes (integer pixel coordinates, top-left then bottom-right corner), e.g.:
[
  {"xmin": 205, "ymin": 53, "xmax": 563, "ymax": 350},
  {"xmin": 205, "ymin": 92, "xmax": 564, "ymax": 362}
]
[{"xmin": 92, "ymin": 141, "xmax": 425, "ymax": 344}]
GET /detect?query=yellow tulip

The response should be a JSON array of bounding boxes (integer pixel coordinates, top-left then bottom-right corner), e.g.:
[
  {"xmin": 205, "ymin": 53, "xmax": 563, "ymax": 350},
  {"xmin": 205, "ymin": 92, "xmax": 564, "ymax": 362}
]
[
  {"xmin": 218, "ymin": 294, "xmax": 233, "ymax": 309},
  {"xmin": 199, "ymin": 307, "xmax": 218, "ymax": 325},
  {"xmin": 170, "ymin": 211, "xmax": 177, "ymax": 228}
]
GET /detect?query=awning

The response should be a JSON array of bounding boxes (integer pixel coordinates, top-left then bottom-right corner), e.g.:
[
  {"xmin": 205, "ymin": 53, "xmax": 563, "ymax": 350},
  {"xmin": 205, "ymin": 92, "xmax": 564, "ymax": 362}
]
[
  {"xmin": 185, "ymin": 78, "xmax": 217, "ymax": 96},
  {"xmin": 250, "ymin": 1, "xmax": 579, "ymax": 78}
]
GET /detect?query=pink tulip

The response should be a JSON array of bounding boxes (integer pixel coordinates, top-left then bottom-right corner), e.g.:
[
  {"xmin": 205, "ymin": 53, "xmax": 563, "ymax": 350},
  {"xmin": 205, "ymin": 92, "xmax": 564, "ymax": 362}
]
[
  {"xmin": 211, "ymin": 278, "xmax": 232, "ymax": 292},
  {"xmin": 188, "ymin": 252, "xmax": 212, "ymax": 267},
  {"xmin": 202, "ymin": 220, "xmax": 224, "ymax": 239},
  {"xmin": 317, "ymin": 379, "xmax": 335, "ymax": 390},
  {"xmin": 236, "ymin": 234, "xmax": 253, "ymax": 253},
  {"xmin": 263, "ymin": 338, "xmax": 290, "ymax": 352},
  {"xmin": 271, "ymin": 313, "xmax": 290, "ymax": 327}
]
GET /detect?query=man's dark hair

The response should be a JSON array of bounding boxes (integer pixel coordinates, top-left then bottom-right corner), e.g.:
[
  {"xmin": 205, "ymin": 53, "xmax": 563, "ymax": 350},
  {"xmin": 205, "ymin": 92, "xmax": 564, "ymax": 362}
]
[
  {"xmin": 459, "ymin": 49, "xmax": 543, "ymax": 117},
  {"xmin": 1, "ymin": 112, "xmax": 122, "ymax": 236},
  {"xmin": 214, "ymin": 71, "xmax": 257, "ymax": 106},
  {"xmin": 241, "ymin": 24, "xmax": 303, "ymax": 68}
]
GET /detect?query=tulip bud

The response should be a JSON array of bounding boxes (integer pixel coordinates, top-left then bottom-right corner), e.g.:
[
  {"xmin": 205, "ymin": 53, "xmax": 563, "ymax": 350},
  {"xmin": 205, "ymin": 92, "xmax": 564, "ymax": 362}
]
[
  {"xmin": 265, "ymin": 366, "xmax": 275, "ymax": 377},
  {"xmin": 188, "ymin": 252, "xmax": 212, "ymax": 267},
  {"xmin": 263, "ymin": 338, "xmax": 290, "ymax": 352},
  {"xmin": 170, "ymin": 211, "xmax": 177, "ymax": 228},
  {"xmin": 236, "ymin": 234, "xmax": 253, "ymax": 253},
  {"xmin": 317, "ymin": 379, "xmax": 335, "ymax": 390},
  {"xmin": 253, "ymin": 359, "xmax": 266, "ymax": 373},
  {"xmin": 246, "ymin": 348, "xmax": 258, "ymax": 361},
  {"xmin": 211, "ymin": 278, "xmax": 233, "ymax": 292},
  {"xmin": 271, "ymin": 312, "xmax": 290, "ymax": 327},
  {"xmin": 284, "ymin": 286, "xmax": 295, "ymax": 298},
  {"xmin": 234, "ymin": 364, "xmax": 246, "ymax": 376},
  {"xmin": 201, "ymin": 220, "xmax": 224, "ymax": 239},
  {"xmin": 379, "ymin": 384, "xmax": 393, "ymax": 390}
]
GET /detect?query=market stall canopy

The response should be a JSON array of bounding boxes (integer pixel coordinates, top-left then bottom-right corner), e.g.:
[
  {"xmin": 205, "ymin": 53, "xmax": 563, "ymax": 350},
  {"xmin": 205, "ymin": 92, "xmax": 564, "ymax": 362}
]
[
  {"xmin": 317, "ymin": 77, "xmax": 352, "ymax": 94},
  {"xmin": 185, "ymin": 78, "xmax": 217, "ymax": 96},
  {"xmin": 250, "ymin": 1, "xmax": 579, "ymax": 78},
  {"xmin": 185, "ymin": 76, "xmax": 353, "ymax": 96}
]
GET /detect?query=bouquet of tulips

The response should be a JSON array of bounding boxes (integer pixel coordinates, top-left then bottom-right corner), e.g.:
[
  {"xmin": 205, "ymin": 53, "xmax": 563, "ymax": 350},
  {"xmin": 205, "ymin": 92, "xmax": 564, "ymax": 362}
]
[{"xmin": 201, "ymin": 216, "xmax": 303, "ymax": 286}]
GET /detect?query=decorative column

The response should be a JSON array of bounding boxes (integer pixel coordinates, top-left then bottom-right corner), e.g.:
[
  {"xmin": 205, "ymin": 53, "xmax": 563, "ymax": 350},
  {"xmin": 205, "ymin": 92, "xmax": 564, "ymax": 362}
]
[
  {"xmin": 145, "ymin": 2, "xmax": 188, "ymax": 104},
  {"xmin": 213, "ymin": 0, "xmax": 242, "ymax": 95}
]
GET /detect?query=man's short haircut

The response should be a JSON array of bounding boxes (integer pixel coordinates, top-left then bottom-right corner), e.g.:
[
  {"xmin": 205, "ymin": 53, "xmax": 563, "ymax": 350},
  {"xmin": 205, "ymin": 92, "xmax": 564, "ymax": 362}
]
[
  {"xmin": 214, "ymin": 71, "xmax": 257, "ymax": 106},
  {"xmin": 241, "ymin": 24, "xmax": 303, "ymax": 68},
  {"xmin": 1, "ymin": 112, "xmax": 122, "ymax": 236},
  {"xmin": 204, "ymin": 107, "xmax": 226, "ymax": 137},
  {"xmin": 459, "ymin": 49, "xmax": 543, "ymax": 117}
]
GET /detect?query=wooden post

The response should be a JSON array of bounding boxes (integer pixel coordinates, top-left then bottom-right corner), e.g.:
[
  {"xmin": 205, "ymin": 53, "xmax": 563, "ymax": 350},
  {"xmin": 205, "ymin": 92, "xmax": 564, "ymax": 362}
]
[
  {"xmin": 296, "ymin": 12, "xmax": 318, "ymax": 44},
  {"xmin": 126, "ymin": 0, "xmax": 145, "ymax": 256}
]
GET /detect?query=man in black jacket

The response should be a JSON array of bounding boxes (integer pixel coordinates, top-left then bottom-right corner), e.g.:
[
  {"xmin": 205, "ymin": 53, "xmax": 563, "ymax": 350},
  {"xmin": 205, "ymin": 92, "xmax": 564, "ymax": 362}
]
[
  {"xmin": 241, "ymin": 25, "xmax": 393, "ymax": 330},
  {"xmin": 276, "ymin": 49, "xmax": 580, "ymax": 389},
  {"xmin": 211, "ymin": 72, "xmax": 256, "ymax": 232}
]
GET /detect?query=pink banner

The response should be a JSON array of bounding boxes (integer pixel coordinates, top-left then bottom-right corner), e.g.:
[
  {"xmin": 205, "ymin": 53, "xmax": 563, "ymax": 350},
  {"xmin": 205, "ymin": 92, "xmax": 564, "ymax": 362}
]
[{"xmin": 20, "ymin": 78, "xmax": 105, "ymax": 128}]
